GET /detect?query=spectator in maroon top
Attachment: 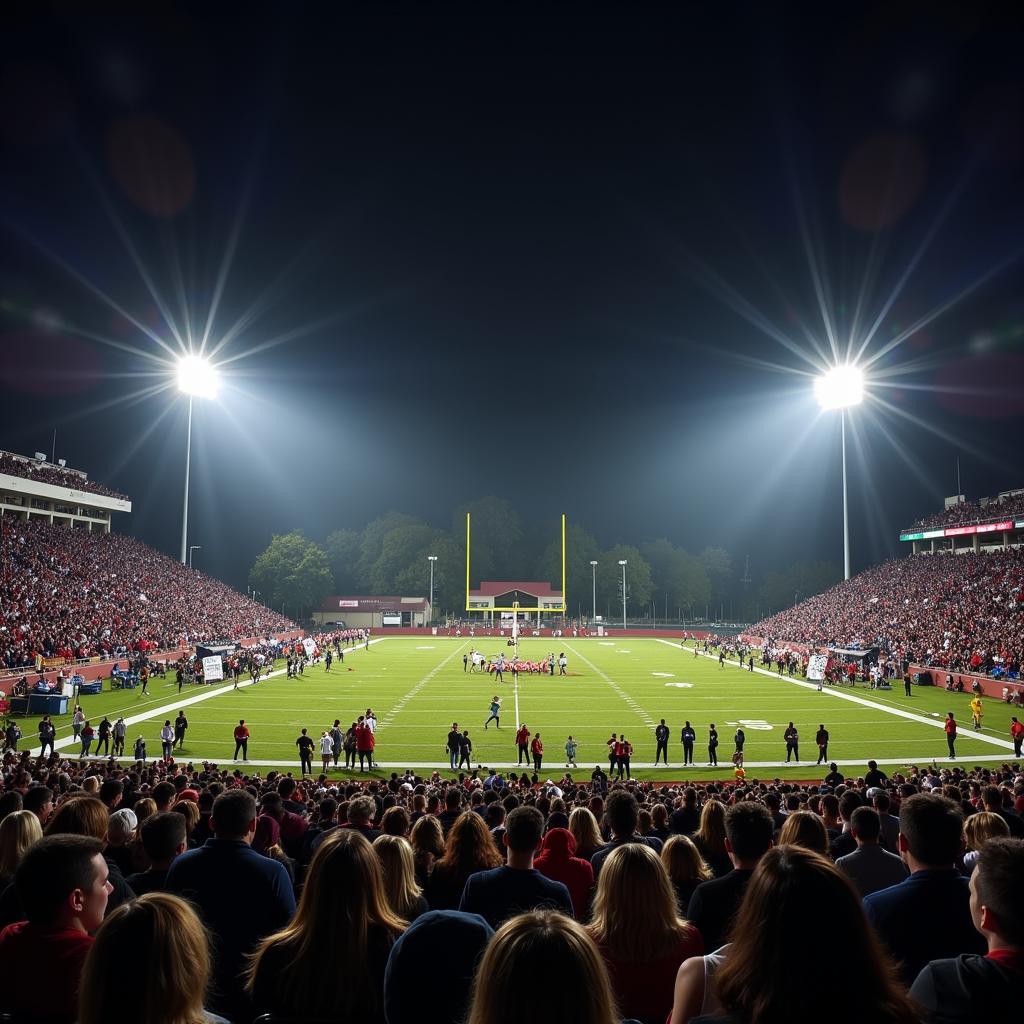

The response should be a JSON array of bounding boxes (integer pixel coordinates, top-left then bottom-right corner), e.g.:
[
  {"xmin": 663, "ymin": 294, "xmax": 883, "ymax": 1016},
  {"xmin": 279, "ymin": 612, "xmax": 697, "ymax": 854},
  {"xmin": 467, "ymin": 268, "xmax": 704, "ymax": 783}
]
[{"xmin": 533, "ymin": 827, "xmax": 594, "ymax": 919}]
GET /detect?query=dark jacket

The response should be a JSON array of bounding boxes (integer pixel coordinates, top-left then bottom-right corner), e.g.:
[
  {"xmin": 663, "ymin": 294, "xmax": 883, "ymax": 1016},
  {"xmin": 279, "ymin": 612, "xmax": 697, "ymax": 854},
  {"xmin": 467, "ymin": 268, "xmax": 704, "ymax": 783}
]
[
  {"xmin": 686, "ymin": 868, "xmax": 754, "ymax": 953},
  {"xmin": 458, "ymin": 865, "xmax": 573, "ymax": 929},
  {"xmin": 910, "ymin": 953, "xmax": 1023, "ymax": 1024}
]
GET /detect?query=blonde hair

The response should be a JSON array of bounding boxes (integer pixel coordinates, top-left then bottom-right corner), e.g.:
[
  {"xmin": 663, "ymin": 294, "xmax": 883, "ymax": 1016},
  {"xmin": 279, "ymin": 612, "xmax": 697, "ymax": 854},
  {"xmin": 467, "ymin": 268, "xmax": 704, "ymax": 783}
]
[
  {"xmin": 0, "ymin": 811, "xmax": 43, "ymax": 879},
  {"xmin": 171, "ymin": 799, "xmax": 200, "ymax": 835},
  {"xmin": 78, "ymin": 893, "xmax": 211, "ymax": 1024},
  {"xmin": 247, "ymin": 828, "xmax": 406, "ymax": 1017},
  {"xmin": 777, "ymin": 811, "xmax": 829, "ymax": 855},
  {"xmin": 964, "ymin": 810, "xmax": 1010, "ymax": 850},
  {"xmin": 133, "ymin": 798, "xmax": 157, "ymax": 824},
  {"xmin": 568, "ymin": 807, "xmax": 604, "ymax": 853},
  {"xmin": 468, "ymin": 911, "xmax": 617, "ymax": 1024},
  {"xmin": 660, "ymin": 834, "xmax": 712, "ymax": 885},
  {"xmin": 374, "ymin": 835, "xmax": 423, "ymax": 919},
  {"xmin": 588, "ymin": 843, "xmax": 694, "ymax": 962},
  {"xmin": 694, "ymin": 800, "xmax": 727, "ymax": 859}
]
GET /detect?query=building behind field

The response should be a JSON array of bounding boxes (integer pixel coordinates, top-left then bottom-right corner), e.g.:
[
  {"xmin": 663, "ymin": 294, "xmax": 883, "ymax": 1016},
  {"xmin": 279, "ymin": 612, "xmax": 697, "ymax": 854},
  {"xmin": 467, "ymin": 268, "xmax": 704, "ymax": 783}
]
[{"xmin": 312, "ymin": 595, "xmax": 431, "ymax": 628}]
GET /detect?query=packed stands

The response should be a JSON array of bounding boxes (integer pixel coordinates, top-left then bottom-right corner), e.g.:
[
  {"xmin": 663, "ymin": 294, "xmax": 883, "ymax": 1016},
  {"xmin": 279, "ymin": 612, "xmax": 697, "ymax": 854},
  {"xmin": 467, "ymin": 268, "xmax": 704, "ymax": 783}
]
[
  {"xmin": 0, "ymin": 519, "xmax": 293, "ymax": 669},
  {"xmin": 0, "ymin": 451, "xmax": 129, "ymax": 501},
  {"xmin": 904, "ymin": 490, "xmax": 1024, "ymax": 532},
  {"xmin": 748, "ymin": 549, "xmax": 1024, "ymax": 675}
]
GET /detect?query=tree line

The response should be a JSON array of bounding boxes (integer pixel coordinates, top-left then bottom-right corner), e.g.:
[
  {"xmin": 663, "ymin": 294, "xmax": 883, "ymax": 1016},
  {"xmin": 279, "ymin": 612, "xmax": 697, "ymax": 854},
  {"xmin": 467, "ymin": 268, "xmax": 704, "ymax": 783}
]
[{"xmin": 247, "ymin": 496, "xmax": 840, "ymax": 622}]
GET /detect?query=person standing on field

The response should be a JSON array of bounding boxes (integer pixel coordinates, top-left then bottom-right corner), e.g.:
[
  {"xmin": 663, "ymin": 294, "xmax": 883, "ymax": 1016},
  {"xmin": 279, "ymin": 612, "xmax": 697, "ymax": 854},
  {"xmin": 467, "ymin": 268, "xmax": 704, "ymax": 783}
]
[
  {"xmin": 945, "ymin": 712, "xmax": 958, "ymax": 759},
  {"xmin": 296, "ymin": 728, "xmax": 314, "ymax": 775},
  {"xmin": 531, "ymin": 733, "xmax": 544, "ymax": 772},
  {"xmin": 565, "ymin": 735, "xmax": 578, "ymax": 768},
  {"xmin": 1011, "ymin": 716, "xmax": 1024, "ymax": 758},
  {"xmin": 654, "ymin": 719, "xmax": 670, "ymax": 765},
  {"xmin": 681, "ymin": 721, "xmax": 696, "ymax": 765},
  {"xmin": 784, "ymin": 722, "xmax": 799, "ymax": 762},
  {"xmin": 233, "ymin": 720, "xmax": 249, "ymax": 761},
  {"xmin": 707, "ymin": 723, "xmax": 719, "ymax": 766},
  {"xmin": 484, "ymin": 696, "xmax": 502, "ymax": 730},
  {"xmin": 515, "ymin": 723, "xmax": 530, "ymax": 765},
  {"xmin": 815, "ymin": 723, "xmax": 830, "ymax": 765},
  {"xmin": 319, "ymin": 730, "xmax": 333, "ymax": 773}
]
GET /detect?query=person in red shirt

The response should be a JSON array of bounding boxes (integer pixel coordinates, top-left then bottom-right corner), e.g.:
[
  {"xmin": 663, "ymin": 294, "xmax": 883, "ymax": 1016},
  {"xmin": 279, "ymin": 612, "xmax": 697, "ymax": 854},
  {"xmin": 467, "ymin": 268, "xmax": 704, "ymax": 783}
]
[
  {"xmin": 1010, "ymin": 716, "xmax": 1023, "ymax": 758},
  {"xmin": 233, "ymin": 720, "xmax": 250, "ymax": 762},
  {"xmin": 515, "ymin": 724, "xmax": 530, "ymax": 765},
  {"xmin": 355, "ymin": 719, "xmax": 375, "ymax": 772},
  {"xmin": 945, "ymin": 712, "xmax": 958, "ymax": 759},
  {"xmin": 534, "ymin": 827, "xmax": 594, "ymax": 919},
  {"xmin": 531, "ymin": 733, "xmax": 544, "ymax": 772},
  {"xmin": 0, "ymin": 834, "xmax": 112, "ymax": 1022}
]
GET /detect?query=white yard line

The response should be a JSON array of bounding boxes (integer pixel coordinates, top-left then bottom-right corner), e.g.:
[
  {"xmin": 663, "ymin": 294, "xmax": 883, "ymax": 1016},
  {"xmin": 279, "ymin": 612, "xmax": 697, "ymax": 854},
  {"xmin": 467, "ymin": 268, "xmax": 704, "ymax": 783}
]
[
  {"xmin": 31, "ymin": 638, "xmax": 390, "ymax": 757},
  {"xmin": 657, "ymin": 638, "xmax": 1014, "ymax": 751},
  {"xmin": 565, "ymin": 642, "xmax": 657, "ymax": 729},
  {"xmin": 378, "ymin": 641, "xmax": 470, "ymax": 731}
]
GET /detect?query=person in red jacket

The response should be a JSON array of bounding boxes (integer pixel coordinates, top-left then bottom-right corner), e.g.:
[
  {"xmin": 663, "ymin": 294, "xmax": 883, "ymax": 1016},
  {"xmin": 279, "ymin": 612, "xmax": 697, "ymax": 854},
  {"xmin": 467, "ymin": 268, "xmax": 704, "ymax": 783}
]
[
  {"xmin": 356, "ymin": 719, "xmax": 375, "ymax": 772},
  {"xmin": 1010, "ymin": 716, "xmax": 1023, "ymax": 758},
  {"xmin": 945, "ymin": 712, "xmax": 958, "ymax": 759},
  {"xmin": 233, "ymin": 720, "xmax": 250, "ymax": 762},
  {"xmin": 531, "ymin": 733, "xmax": 544, "ymax": 772},
  {"xmin": 515, "ymin": 724, "xmax": 530, "ymax": 765},
  {"xmin": 534, "ymin": 827, "xmax": 594, "ymax": 919}
]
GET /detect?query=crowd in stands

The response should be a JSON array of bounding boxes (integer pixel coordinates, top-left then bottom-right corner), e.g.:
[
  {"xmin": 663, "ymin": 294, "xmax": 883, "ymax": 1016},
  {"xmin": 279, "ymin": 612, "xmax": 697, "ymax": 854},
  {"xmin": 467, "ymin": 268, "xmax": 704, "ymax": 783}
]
[
  {"xmin": 0, "ymin": 747, "xmax": 1021, "ymax": 1024},
  {"xmin": 0, "ymin": 452, "xmax": 129, "ymax": 501},
  {"xmin": 0, "ymin": 519, "xmax": 293, "ymax": 670},
  {"xmin": 905, "ymin": 491, "xmax": 1024, "ymax": 532},
  {"xmin": 749, "ymin": 548, "xmax": 1024, "ymax": 676}
]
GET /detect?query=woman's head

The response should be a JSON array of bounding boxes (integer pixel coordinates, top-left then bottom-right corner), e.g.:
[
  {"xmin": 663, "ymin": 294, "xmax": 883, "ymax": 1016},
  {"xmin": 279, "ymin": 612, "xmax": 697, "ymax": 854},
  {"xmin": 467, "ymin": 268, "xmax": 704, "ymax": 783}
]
[
  {"xmin": 374, "ymin": 835, "xmax": 422, "ymax": 918},
  {"xmin": 0, "ymin": 810, "xmax": 43, "ymax": 878},
  {"xmin": 716, "ymin": 846, "xmax": 916, "ymax": 1024},
  {"xmin": 468, "ymin": 911, "xmax": 616, "ymax": 1024},
  {"xmin": 78, "ymin": 893, "xmax": 210, "ymax": 1024},
  {"xmin": 589, "ymin": 842, "xmax": 688, "ymax": 961},
  {"xmin": 777, "ymin": 810, "xmax": 829, "ymax": 855},
  {"xmin": 964, "ymin": 810, "xmax": 1010, "ymax": 851},
  {"xmin": 568, "ymin": 807, "xmax": 603, "ymax": 852},
  {"xmin": 438, "ymin": 812, "xmax": 503, "ymax": 874},
  {"xmin": 696, "ymin": 799, "xmax": 727, "ymax": 852},
  {"xmin": 660, "ymin": 834, "xmax": 712, "ymax": 884},
  {"xmin": 410, "ymin": 814, "xmax": 445, "ymax": 858},
  {"xmin": 44, "ymin": 796, "xmax": 108, "ymax": 840}
]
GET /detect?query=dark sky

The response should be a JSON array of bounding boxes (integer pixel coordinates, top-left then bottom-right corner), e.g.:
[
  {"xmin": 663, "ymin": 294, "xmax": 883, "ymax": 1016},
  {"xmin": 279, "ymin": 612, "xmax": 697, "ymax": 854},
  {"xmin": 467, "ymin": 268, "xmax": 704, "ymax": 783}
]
[{"xmin": 1, "ymin": 2, "xmax": 1022, "ymax": 590}]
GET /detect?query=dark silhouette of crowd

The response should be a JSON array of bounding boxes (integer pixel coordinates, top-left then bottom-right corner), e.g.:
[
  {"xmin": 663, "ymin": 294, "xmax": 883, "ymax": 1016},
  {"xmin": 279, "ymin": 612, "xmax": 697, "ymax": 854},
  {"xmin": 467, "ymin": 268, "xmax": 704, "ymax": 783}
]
[
  {"xmin": 0, "ymin": 452, "xmax": 129, "ymax": 501},
  {"xmin": 0, "ymin": 519, "xmax": 293, "ymax": 670},
  {"xmin": 0, "ymin": 748, "xmax": 1021, "ymax": 1024},
  {"xmin": 750, "ymin": 549, "xmax": 1024, "ymax": 675},
  {"xmin": 905, "ymin": 491, "xmax": 1024, "ymax": 532}
]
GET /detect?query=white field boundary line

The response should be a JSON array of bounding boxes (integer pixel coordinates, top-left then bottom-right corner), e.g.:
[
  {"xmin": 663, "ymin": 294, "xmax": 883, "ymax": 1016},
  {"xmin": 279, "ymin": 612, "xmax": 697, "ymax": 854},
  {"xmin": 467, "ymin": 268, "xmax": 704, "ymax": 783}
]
[
  {"xmin": 379, "ymin": 640, "xmax": 470, "ymax": 731},
  {"xmin": 657, "ymin": 639, "xmax": 1014, "ymax": 752},
  {"xmin": 564, "ymin": 642, "xmax": 657, "ymax": 730},
  {"xmin": 30, "ymin": 637, "xmax": 391, "ymax": 758}
]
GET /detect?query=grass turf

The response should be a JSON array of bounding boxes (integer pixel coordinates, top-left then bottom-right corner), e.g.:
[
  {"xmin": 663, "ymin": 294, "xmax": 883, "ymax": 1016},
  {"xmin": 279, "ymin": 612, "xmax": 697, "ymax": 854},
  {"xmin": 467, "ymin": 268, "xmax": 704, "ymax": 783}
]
[{"xmin": 27, "ymin": 638, "xmax": 1018, "ymax": 781}]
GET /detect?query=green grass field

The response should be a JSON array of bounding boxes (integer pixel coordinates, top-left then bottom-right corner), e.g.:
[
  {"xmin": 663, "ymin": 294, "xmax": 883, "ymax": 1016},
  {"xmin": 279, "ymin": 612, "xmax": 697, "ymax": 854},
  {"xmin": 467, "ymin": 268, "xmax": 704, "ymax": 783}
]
[{"xmin": 28, "ymin": 638, "xmax": 1019, "ymax": 780}]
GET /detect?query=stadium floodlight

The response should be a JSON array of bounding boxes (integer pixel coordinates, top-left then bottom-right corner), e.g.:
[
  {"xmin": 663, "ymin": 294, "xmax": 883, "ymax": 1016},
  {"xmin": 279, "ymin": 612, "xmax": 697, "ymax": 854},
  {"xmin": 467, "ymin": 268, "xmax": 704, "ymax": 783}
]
[
  {"xmin": 590, "ymin": 560, "xmax": 598, "ymax": 622},
  {"xmin": 814, "ymin": 364, "xmax": 864, "ymax": 411},
  {"xmin": 189, "ymin": 545, "xmax": 201, "ymax": 569},
  {"xmin": 177, "ymin": 354, "xmax": 220, "ymax": 564},
  {"xmin": 815, "ymin": 363, "xmax": 865, "ymax": 581},
  {"xmin": 427, "ymin": 555, "xmax": 437, "ymax": 624},
  {"xmin": 618, "ymin": 559, "xmax": 628, "ymax": 630}
]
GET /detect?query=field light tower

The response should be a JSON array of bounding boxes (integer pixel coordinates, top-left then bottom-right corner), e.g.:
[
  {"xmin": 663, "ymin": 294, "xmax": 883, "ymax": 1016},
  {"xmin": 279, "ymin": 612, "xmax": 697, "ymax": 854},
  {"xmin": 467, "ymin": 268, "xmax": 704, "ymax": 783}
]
[
  {"xmin": 618, "ymin": 559, "xmax": 628, "ymax": 630},
  {"xmin": 814, "ymin": 364, "xmax": 864, "ymax": 581},
  {"xmin": 427, "ymin": 555, "xmax": 437, "ymax": 624},
  {"xmin": 177, "ymin": 355, "xmax": 220, "ymax": 564},
  {"xmin": 590, "ymin": 560, "xmax": 598, "ymax": 621}
]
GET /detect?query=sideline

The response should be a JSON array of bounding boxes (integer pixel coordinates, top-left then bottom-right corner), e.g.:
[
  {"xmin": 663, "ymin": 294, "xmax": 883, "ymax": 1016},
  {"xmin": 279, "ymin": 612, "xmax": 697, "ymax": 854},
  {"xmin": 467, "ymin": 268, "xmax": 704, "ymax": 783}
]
[
  {"xmin": 656, "ymin": 638, "xmax": 1014, "ymax": 751},
  {"xmin": 30, "ymin": 638, "xmax": 390, "ymax": 757}
]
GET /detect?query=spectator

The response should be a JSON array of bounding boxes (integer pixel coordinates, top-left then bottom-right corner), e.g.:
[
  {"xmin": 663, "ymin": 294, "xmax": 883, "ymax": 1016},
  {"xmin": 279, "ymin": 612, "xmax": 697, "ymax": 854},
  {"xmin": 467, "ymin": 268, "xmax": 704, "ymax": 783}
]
[
  {"xmin": 673, "ymin": 847, "xmax": 918, "ymax": 1024},
  {"xmin": 459, "ymin": 806, "xmax": 573, "ymax": 928},
  {"xmin": 568, "ymin": 806, "xmax": 605, "ymax": 861},
  {"xmin": 835, "ymin": 806, "xmax": 910, "ymax": 897},
  {"xmin": 410, "ymin": 813, "xmax": 445, "ymax": 889},
  {"xmin": 692, "ymin": 800, "xmax": 732, "ymax": 878},
  {"xmin": 0, "ymin": 835, "xmax": 111, "ymax": 1022},
  {"xmin": 661, "ymin": 834, "xmax": 713, "ymax": 915},
  {"xmin": 961, "ymin": 811, "xmax": 1010, "ymax": 875},
  {"xmin": 533, "ymin": 827, "xmax": 595, "ymax": 920},
  {"xmin": 863, "ymin": 794, "xmax": 987, "ymax": 985},
  {"xmin": 165, "ymin": 789, "xmax": 296, "ymax": 1021},
  {"xmin": 384, "ymin": 910, "xmax": 494, "ymax": 1024},
  {"xmin": 77, "ymin": 893, "xmax": 228, "ymax": 1024},
  {"xmin": 873, "ymin": 790, "xmax": 901, "ymax": 853},
  {"xmin": 829, "ymin": 790, "xmax": 863, "ymax": 860},
  {"xmin": 588, "ymin": 842, "xmax": 703, "ymax": 1024},
  {"xmin": 125, "ymin": 811, "xmax": 188, "ymax": 895},
  {"xmin": 590, "ymin": 790, "xmax": 663, "ymax": 877},
  {"xmin": 374, "ymin": 834, "xmax": 428, "ymax": 921},
  {"xmin": 105, "ymin": 807, "xmax": 138, "ymax": 877},
  {"xmin": 0, "ymin": 810, "xmax": 43, "ymax": 890},
  {"xmin": 776, "ymin": 810, "xmax": 829, "ymax": 855},
  {"xmin": 670, "ymin": 788, "xmax": 702, "ymax": 835},
  {"xmin": 980, "ymin": 784, "xmax": 1024, "ymax": 838},
  {"xmin": 466, "ymin": 910, "xmax": 618, "ymax": 1024},
  {"xmin": 687, "ymin": 802, "xmax": 774, "ymax": 953},
  {"xmin": 247, "ymin": 828, "xmax": 406, "ymax": 1022},
  {"xmin": 21, "ymin": 786, "xmax": 54, "ymax": 829},
  {"xmin": 426, "ymin": 811, "xmax": 503, "ymax": 911},
  {"xmin": 910, "ymin": 837, "xmax": 1024, "ymax": 1023}
]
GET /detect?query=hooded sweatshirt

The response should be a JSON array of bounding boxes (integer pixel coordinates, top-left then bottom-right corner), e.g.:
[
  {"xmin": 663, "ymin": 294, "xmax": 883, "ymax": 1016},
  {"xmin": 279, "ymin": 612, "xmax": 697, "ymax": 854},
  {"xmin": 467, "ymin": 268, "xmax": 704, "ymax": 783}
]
[{"xmin": 533, "ymin": 827, "xmax": 594, "ymax": 919}]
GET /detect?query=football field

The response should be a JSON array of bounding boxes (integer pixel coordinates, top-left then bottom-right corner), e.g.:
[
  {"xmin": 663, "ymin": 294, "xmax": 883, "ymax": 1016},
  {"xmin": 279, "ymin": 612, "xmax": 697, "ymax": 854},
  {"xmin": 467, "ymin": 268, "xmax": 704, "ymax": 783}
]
[{"xmin": 34, "ymin": 637, "xmax": 1018, "ymax": 780}]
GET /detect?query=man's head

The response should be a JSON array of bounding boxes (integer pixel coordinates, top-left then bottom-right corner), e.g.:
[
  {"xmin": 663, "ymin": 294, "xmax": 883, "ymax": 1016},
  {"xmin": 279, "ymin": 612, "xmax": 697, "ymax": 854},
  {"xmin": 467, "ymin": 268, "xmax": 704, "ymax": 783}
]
[
  {"xmin": 98, "ymin": 779, "xmax": 122, "ymax": 810},
  {"xmin": 139, "ymin": 812, "xmax": 188, "ymax": 867},
  {"xmin": 504, "ymin": 806, "xmax": 544, "ymax": 855},
  {"xmin": 211, "ymin": 790, "xmax": 257, "ymax": 841},
  {"xmin": 981, "ymin": 785, "xmax": 1004, "ymax": 812},
  {"xmin": 445, "ymin": 788, "xmax": 463, "ymax": 810},
  {"xmin": 724, "ymin": 802, "xmax": 774, "ymax": 865},
  {"xmin": 971, "ymin": 837, "xmax": 1024, "ymax": 949},
  {"xmin": 604, "ymin": 790, "xmax": 639, "ymax": 839},
  {"xmin": 849, "ymin": 805, "xmax": 881, "ymax": 845},
  {"xmin": 152, "ymin": 781, "xmax": 176, "ymax": 812},
  {"xmin": 838, "ymin": 791, "xmax": 863, "ymax": 824},
  {"xmin": 897, "ymin": 794, "xmax": 964, "ymax": 868},
  {"xmin": 22, "ymin": 786, "xmax": 54, "ymax": 825},
  {"xmin": 16, "ymin": 835, "xmax": 111, "ymax": 932},
  {"xmin": 348, "ymin": 795, "xmax": 376, "ymax": 826}
]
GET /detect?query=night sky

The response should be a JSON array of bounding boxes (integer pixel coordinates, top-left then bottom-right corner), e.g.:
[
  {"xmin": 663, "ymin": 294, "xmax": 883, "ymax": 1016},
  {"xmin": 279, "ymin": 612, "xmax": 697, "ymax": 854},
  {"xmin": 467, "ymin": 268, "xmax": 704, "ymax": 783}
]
[{"xmin": 1, "ymin": 3, "xmax": 1022, "ymax": 591}]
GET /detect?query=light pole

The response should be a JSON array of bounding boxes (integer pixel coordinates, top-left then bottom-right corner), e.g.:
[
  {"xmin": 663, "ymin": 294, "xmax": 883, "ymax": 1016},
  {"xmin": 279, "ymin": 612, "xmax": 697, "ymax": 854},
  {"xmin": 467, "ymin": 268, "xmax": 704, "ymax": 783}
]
[
  {"xmin": 590, "ymin": 560, "xmax": 598, "ymax": 621},
  {"xmin": 814, "ymin": 364, "xmax": 864, "ymax": 580},
  {"xmin": 427, "ymin": 555, "xmax": 437, "ymax": 623},
  {"xmin": 618, "ymin": 559, "xmax": 627, "ymax": 630},
  {"xmin": 177, "ymin": 355, "xmax": 220, "ymax": 564},
  {"xmin": 189, "ymin": 545, "xmax": 202, "ymax": 569}
]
